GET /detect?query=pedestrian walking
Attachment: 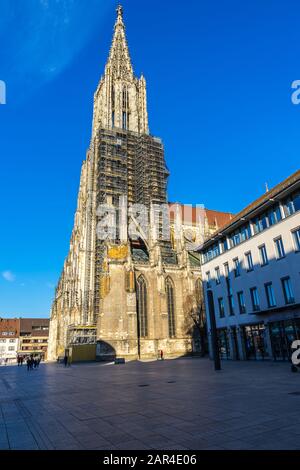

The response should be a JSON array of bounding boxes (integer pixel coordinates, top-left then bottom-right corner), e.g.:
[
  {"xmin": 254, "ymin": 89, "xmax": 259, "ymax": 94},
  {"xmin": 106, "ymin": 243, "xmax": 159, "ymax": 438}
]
[
  {"xmin": 63, "ymin": 354, "xmax": 68, "ymax": 367},
  {"xmin": 160, "ymin": 350, "xmax": 164, "ymax": 360},
  {"xmin": 26, "ymin": 357, "xmax": 31, "ymax": 371}
]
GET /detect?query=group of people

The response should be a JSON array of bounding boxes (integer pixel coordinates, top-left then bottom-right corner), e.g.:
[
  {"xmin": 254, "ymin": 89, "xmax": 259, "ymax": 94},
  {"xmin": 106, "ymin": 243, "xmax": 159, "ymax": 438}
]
[
  {"xmin": 23, "ymin": 355, "xmax": 41, "ymax": 371},
  {"xmin": 17, "ymin": 356, "xmax": 24, "ymax": 366}
]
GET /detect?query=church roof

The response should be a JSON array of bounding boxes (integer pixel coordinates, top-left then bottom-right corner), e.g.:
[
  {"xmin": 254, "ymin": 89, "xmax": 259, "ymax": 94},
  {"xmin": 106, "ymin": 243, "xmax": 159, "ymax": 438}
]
[{"xmin": 168, "ymin": 203, "xmax": 234, "ymax": 229}]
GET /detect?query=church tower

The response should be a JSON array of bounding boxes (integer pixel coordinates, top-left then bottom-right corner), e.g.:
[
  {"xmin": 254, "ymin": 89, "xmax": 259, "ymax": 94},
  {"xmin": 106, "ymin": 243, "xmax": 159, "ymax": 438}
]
[
  {"xmin": 48, "ymin": 6, "xmax": 202, "ymax": 362},
  {"xmin": 93, "ymin": 5, "xmax": 148, "ymax": 136}
]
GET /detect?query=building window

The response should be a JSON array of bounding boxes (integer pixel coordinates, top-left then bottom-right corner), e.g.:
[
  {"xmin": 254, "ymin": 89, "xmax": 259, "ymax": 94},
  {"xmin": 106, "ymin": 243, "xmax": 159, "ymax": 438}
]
[
  {"xmin": 224, "ymin": 262, "xmax": 230, "ymax": 277},
  {"xmin": 218, "ymin": 328, "xmax": 231, "ymax": 359},
  {"xmin": 274, "ymin": 237, "xmax": 285, "ymax": 259},
  {"xmin": 202, "ymin": 242, "xmax": 220, "ymax": 263},
  {"xmin": 252, "ymin": 204, "xmax": 282, "ymax": 235},
  {"xmin": 237, "ymin": 291, "xmax": 246, "ymax": 314},
  {"xmin": 229, "ymin": 223, "xmax": 251, "ymax": 248},
  {"xmin": 136, "ymin": 276, "xmax": 148, "ymax": 338},
  {"xmin": 265, "ymin": 282, "xmax": 276, "ymax": 308},
  {"xmin": 215, "ymin": 267, "xmax": 221, "ymax": 285},
  {"xmin": 122, "ymin": 86, "xmax": 129, "ymax": 109},
  {"xmin": 243, "ymin": 324, "xmax": 269, "ymax": 360},
  {"xmin": 122, "ymin": 112, "xmax": 127, "ymax": 130},
  {"xmin": 281, "ymin": 277, "xmax": 295, "ymax": 305},
  {"xmin": 245, "ymin": 251, "xmax": 254, "ymax": 271},
  {"xmin": 206, "ymin": 271, "xmax": 211, "ymax": 288},
  {"xmin": 233, "ymin": 258, "xmax": 241, "ymax": 277},
  {"xmin": 250, "ymin": 287, "xmax": 260, "ymax": 311},
  {"xmin": 228, "ymin": 295, "xmax": 234, "ymax": 316},
  {"xmin": 268, "ymin": 204, "xmax": 282, "ymax": 226},
  {"xmin": 166, "ymin": 277, "xmax": 176, "ymax": 338},
  {"xmin": 253, "ymin": 214, "xmax": 268, "ymax": 234},
  {"xmin": 283, "ymin": 191, "xmax": 300, "ymax": 217},
  {"xmin": 292, "ymin": 228, "xmax": 300, "ymax": 252},
  {"xmin": 222, "ymin": 238, "xmax": 228, "ymax": 252},
  {"xmin": 259, "ymin": 244, "xmax": 268, "ymax": 266},
  {"xmin": 218, "ymin": 297, "xmax": 225, "ymax": 318},
  {"xmin": 112, "ymin": 85, "xmax": 115, "ymax": 108}
]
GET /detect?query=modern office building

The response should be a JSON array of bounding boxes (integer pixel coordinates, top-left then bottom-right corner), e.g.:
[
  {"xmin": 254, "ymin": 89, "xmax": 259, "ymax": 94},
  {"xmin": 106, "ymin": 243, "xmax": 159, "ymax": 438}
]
[{"xmin": 199, "ymin": 170, "xmax": 300, "ymax": 361}]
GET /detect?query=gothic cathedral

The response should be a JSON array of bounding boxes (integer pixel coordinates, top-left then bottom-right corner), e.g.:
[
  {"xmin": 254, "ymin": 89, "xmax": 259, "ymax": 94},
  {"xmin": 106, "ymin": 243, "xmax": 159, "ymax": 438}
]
[{"xmin": 48, "ymin": 6, "xmax": 204, "ymax": 361}]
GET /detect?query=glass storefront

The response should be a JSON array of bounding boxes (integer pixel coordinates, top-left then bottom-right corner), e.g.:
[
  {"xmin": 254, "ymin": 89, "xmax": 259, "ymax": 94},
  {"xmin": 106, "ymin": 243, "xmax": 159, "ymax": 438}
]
[
  {"xmin": 217, "ymin": 328, "xmax": 231, "ymax": 359},
  {"xmin": 243, "ymin": 323, "xmax": 269, "ymax": 360},
  {"xmin": 269, "ymin": 319, "xmax": 300, "ymax": 361}
]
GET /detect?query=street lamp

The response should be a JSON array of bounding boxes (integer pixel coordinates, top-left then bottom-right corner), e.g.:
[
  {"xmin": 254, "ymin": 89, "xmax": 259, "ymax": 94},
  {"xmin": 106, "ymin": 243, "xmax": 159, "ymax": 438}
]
[{"xmin": 207, "ymin": 289, "xmax": 221, "ymax": 371}]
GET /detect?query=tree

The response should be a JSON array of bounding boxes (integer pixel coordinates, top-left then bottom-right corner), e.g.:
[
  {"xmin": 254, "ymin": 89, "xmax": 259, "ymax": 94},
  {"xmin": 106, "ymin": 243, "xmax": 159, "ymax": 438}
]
[{"xmin": 183, "ymin": 292, "xmax": 208, "ymax": 357}]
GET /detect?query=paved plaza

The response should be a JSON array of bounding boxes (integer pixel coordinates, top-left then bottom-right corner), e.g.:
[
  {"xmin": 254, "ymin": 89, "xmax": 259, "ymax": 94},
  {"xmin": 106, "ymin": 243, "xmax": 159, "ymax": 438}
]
[{"xmin": 0, "ymin": 358, "xmax": 300, "ymax": 450}]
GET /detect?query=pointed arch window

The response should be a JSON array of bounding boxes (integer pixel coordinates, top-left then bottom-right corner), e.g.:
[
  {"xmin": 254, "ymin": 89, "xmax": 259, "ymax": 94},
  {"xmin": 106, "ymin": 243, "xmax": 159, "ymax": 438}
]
[
  {"xmin": 112, "ymin": 85, "xmax": 115, "ymax": 109},
  {"xmin": 111, "ymin": 85, "xmax": 115, "ymax": 128},
  {"xmin": 122, "ymin": 86, "xmax": 128, "ymax": 109},
  {"xmin": 136, "ymin": 275, "xmax": 148, "ymax": 338},
  {"xmin": 122, "ymin": 112, "xmax": 127, "ymax": 130},
  {"xmin": 166, "ymin": 277, "xmax": 176, "ymax": 338},
  {"xmin": 122, "ymin": 86, "xmax": 129, "ymax": 130}
]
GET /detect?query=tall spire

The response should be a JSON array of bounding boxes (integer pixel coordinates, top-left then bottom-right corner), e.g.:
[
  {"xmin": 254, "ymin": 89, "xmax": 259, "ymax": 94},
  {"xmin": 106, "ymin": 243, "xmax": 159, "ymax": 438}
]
[
  {"xmin": 106, "ymin": 4, "xmax": 133, "ymax": 80},
  {"xmin": 92, "ymin": 5, "xmax": 149, "ymax": 135},
  {"xmin": 116, "ymin": 4, "xmax": 123, "ymax": 23}
]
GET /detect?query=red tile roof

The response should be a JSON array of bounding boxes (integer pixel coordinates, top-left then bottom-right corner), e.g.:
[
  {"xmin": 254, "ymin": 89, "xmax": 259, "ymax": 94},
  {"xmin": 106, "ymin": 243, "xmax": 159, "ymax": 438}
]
[{"xmin": 168, "ymin": 203, "xmax": 234, "ymax": 229}]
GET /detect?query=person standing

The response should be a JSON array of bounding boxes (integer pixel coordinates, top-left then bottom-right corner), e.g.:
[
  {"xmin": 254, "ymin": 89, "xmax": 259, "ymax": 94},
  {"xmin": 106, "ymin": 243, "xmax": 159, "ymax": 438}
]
[{"xmin": 63, "ymin": 354, "xmax": 68, "ymax": 367}]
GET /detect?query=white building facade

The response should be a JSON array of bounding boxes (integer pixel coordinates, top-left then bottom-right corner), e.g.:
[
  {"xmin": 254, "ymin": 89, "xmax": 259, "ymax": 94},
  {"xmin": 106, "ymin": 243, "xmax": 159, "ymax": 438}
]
[
  {"xmin": 200, "ymin": 170, "xmax": 300, "ymax": 361},
  {"xmin": 0, "ymin": 337, "xmax": 19, "ymax": 365}
]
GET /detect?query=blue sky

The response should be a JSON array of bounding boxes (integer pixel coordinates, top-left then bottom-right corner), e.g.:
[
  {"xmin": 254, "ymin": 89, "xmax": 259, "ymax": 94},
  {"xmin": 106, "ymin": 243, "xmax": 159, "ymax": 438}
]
[{"xmin": 0, "ymin": 0, "xmax": 299, "ymax": 318}]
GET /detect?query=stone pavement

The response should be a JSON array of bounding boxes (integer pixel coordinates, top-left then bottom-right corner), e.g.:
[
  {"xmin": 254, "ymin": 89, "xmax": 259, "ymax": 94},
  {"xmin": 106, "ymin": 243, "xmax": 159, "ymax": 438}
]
[{"xmin": 0, "ymin": 358, "xmax": 300, "ymax": 450}]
